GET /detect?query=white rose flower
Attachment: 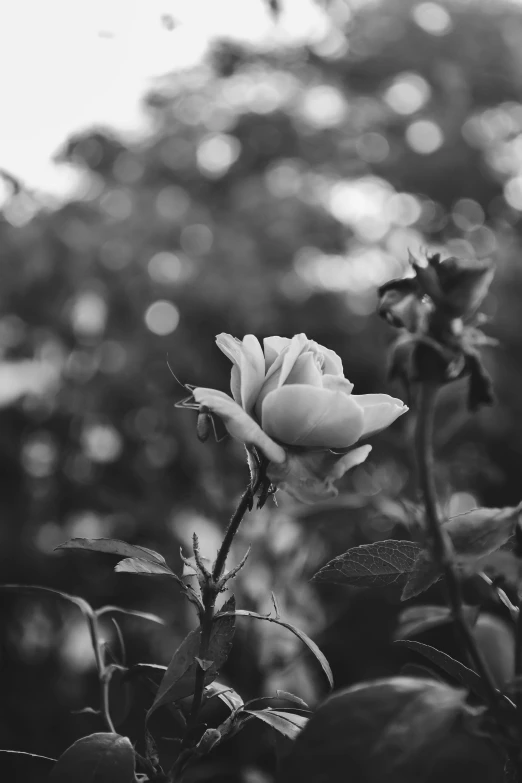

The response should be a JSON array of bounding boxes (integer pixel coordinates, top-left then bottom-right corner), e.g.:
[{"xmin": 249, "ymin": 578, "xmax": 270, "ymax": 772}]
[{"xmin": 192, "ymin": 333, "xmax": 408, "ymax": 503}]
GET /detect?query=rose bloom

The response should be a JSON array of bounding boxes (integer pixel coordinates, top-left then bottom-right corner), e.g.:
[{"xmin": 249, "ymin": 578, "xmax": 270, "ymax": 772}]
[{"xmin": 193, "ymin": 334, "xmax": 407, "ymax": 503}]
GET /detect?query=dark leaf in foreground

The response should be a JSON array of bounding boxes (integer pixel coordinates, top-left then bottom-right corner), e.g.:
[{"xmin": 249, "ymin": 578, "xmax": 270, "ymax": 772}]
[
  {"xmin": 0, "ymin": 749, "xmax": 57, "ymax": 777},
  {"xmin": 49, "ymin": 733, "xmax": 135, "ymax": 782},
  {"xmin": 277, "ymin": 677, "xmax": 505, "ymax": 783},
  {"xmin": 313, "ymin": 540, "xmax": 422, "ymax": 588}
]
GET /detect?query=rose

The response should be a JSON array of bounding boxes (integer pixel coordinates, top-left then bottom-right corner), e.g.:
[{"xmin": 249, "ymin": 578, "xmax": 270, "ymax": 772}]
[{"xmin": 192, "ymin": 333, "xmax": 407, "ymax": 503}]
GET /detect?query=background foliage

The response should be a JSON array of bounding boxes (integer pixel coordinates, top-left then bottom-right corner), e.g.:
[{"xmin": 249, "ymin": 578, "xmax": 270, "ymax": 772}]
[{"xmin": 3, "ymin": 0, "xmax": 522, "ymax": 779}]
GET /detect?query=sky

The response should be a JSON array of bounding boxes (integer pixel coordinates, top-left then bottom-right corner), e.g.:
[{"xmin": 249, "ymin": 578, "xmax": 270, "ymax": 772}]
[{"xmin": 0, "ymin": 0, "xmax": 331, "ymax": 197}]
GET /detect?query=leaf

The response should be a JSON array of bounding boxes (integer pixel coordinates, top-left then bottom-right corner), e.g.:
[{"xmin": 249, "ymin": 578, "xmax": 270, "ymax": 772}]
[
  {"xmin": 395, "ymin": 605, "xmax": 479, "ymax": 639},
  {"xmin": 312, "ymin": 540, "xmax": 422, "ymax": 588},
  {"xmin": 0, "ymin": 748, "xmax": 57, "ymax": 776},
  {"xmin": 218, "ymin": 609, "xmax": 333, "ymax": 690},
  {"xmin": 56, "ymin": 538, "xmax": 167, "ymax": 565},
  {"xmin": 395, "ymin": 640, "xmax": 500, "ymax": 704},
  {"xmin": 205, "ymin": 681, "xmax": 244, "ymax": 711},
  {"xmin": 196, "ymin": 657, "xmax": 214, "ymax": 671},
  {"xmin": 194, "ymin": 728, "xmax": 221, "ymax": 755},
  {"xmin": 148, "ymin": 596, "xmax": 236, "ymax": 718},
  {"xmin": 372, "ymin": 680, "xmax": 468, "ymax": 767},
  {"xmin": 126, "ymin": 662, "xmax": 167, "ymax": 685},
  {"xmin": 243, "ymin": 708, "xmax": 308, "ymax": 740},
  {"xmin": 49, "ymin": 733, "xmax": 135, "ymax": 782},
  {"xmin": 401, "ymin": 551, "xmax": 441, "ymax": 601},
  {"xmin": 114, "ymin": 558, "xmax": 175, "ymax": 576},
  {"xmin": 276, "ymin": 690, "xmax": 309, "ymax": 708},
  {"xmin": 476, "ymin": 550, "xmax": 522, "ymax": 588},
  {"xmin": 0, "ymin": 584, "xmax": 94, "ymax": 618},
  {"xmin": 401, "ymin": 505, "xmax": 522, "ymax": 600},
  {"xmin": 446, "ymin": 505, "xmax": 521, "ymax": 559},
  {"xmin": 96, "ymin": 605, "xmax": 165, "ymax": 624},
  {"xmin": 400, "ymin": 663, "xmax": 446, "ymax": 682}
]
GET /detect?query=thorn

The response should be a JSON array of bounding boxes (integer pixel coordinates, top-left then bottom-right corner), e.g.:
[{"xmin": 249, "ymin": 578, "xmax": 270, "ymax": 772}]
[
  {"xmin": 271, "ymin": 591, "xmax": 281, "ymax": 619},
  {"xmin": 193, "ymin": 533, "xmax": 211, "ymax": 579},
  {"xmin": 217, "ymin": 546, "xmax": 251, "ymax": 590},
  {"xmin": 180, "ymin": 547, "xmax": 195, "ymax": 571}
]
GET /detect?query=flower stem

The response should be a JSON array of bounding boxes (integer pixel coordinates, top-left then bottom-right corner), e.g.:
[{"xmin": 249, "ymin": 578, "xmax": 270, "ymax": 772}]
[
  {"xmin": 212, "ymin": 484, "xmax": 256, "ymax": 581},
  {"xmin": 415, "ymin": 381, "xmax": 501, "ymax": 710},
  {"xmin": 185, "ymin": 586, "xmax": 217, "ymax": 731},
  {"xmin": 172, "ymin": 482, "xmax": 256, "ymax": 781}
]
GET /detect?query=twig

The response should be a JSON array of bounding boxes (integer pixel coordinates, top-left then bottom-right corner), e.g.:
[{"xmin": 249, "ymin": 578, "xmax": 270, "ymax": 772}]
[{"xmin": 415, "ymin": 381, "xmax": 502, "ymax": 712}]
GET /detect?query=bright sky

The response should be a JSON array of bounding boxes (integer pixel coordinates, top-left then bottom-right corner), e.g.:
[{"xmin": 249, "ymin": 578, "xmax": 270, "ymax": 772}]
[{"xmin": 0, "ymin": 0, "xmax": 330, "ymax": 197}]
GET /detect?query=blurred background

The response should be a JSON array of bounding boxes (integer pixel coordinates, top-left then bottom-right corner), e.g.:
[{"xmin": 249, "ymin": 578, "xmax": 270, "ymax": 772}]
[{"xmin": 2, "ymin": 0, "xmax": 522, "ymax": 779}]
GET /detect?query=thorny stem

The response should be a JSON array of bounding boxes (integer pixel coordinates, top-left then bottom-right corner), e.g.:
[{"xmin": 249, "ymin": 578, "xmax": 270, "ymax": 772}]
[
  {"xmin": 212, "ymin": 484, "xmax": 257, "ymax": 581},
  {"xmin": 172, "ymin": 481, "xmax": 257, "ymax": 781},
  {"xmin": 185, "ymin": 586, "xmax": 217, "ymax": 731},
  {"xmin": 415, "ymin": 381, "xmax": 502, "ymax": 713}
]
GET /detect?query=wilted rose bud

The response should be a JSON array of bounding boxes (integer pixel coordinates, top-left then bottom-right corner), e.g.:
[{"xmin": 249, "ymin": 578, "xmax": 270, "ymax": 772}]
[
  {"xmin": 378, "ymin": 250, "xmax": 495, "ymax": 407},
  {"xmin": 427, "ymin": 254, "xmax": 495, "ymax": 319},
  {"xmin": 278, "ymin": 677, "xmax": 505, "ymax": 783},
  {"xmin": 378, "ymin": 277, "xmax": 433, "ymax": 333}
]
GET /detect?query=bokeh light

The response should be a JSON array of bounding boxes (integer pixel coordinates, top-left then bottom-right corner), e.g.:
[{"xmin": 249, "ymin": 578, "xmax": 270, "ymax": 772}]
[
  {"xmin": 384, "ymin": 72, "xmax": 431, "ymax": 115},
  {"xmin": 144, "ymin": 300, "xmax": 180, "ymax": 335},
  {"xmin": 412, "ymin": 2, "xmax": 453, "ymax": 35},
  {"xmin": 405, "ymin": 119, "xmax": 444, "ymax": 154}
]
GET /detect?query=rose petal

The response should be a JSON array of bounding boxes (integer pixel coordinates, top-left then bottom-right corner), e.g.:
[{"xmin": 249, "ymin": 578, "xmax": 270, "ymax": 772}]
[
  {"xmin": 193, "ymin": 387, "xmax": 286, "ymax": 464},
  {"xmin": 216, "ymin": 333, "xmax": 265, "ymax": 414},
  {"xmin": 264, "ymin": 333, "xmax": 309, "ymax": 383},
  {"xmin": 263, "ymin": 336, "xmax": 291, "ymax": 373},
  {"xmin": 308, "ymin": 341, "xmax": 344, "ymax": 376},
  {"xmin": 267, "ymin": 444, "xmax": 372, "ymax": 504},
  {"xmin": 322, "ymin": 375, "xmax": 354, "ymax": 395},
  {"xmin": 262, "ymin": 385, "xmax": 365, "ymax": 449},
  {"xmin": 255, "ymin": 351, "xmax": 323, "ymax": 420},
  {"xmin": 352, "ymin": 393, "xmax": 408, "ymax": 439},
  {"xmin": 329, "ymin": 444, "xmax": 372, "ymax": 478}
]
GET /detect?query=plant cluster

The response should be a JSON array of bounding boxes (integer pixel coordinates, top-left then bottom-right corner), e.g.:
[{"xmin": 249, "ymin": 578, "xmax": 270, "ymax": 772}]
[{"xmin": 4, "ymin": 251, "xmax": 522, "ymax": 782}]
